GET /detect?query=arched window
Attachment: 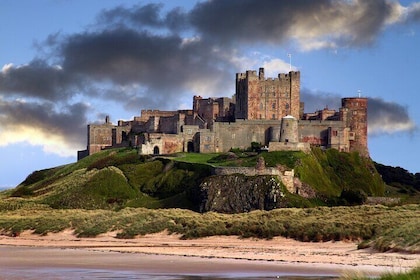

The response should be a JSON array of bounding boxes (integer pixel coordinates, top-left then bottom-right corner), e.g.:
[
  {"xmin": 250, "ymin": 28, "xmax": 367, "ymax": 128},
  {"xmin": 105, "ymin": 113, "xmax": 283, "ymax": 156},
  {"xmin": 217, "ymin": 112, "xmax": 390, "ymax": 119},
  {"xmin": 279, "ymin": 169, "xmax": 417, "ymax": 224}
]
[{"xmin": 153, "ymin": 146, "xmax": 160, "ymax": 155}]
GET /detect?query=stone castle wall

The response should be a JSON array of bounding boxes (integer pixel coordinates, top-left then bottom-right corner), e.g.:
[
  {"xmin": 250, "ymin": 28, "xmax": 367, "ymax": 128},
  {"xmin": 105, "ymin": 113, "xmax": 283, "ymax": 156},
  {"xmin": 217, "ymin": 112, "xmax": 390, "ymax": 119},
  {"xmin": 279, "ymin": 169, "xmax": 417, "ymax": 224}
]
[{"xmin": 212, "ymin": 120, "xmax": 282, "ymax": 152}]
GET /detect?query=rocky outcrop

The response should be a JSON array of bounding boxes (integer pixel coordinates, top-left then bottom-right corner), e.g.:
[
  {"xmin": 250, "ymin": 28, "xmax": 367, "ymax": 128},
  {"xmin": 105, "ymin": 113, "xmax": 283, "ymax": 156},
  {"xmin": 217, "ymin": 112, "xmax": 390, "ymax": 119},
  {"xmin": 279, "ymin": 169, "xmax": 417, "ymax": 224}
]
[
  {"xmin": 293, "ymin": 177, "xmax": 317, "ymax": 198},
  {"xmin": 198, "ymin": 175, "xmax": 285, "ymax": 213}
]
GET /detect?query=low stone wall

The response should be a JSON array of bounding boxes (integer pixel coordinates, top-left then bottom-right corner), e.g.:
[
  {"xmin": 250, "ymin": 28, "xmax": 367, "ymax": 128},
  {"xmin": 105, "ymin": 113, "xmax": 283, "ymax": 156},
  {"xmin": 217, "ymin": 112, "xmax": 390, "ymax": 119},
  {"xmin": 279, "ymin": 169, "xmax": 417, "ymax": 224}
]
[
  {"xmin": 268, "ymin": 141, "xmax": 311, "ymax": 153},
  {"xmin": 213, "ymin": 167, "xmax": 281, "ymax": 176},
  {"xmin": 213, "ymin": 166, "xmax": 295, "ymax": 193},
  {"xmin": 365, "ymin": 197, "xmax": 401, "ymax": 205}
]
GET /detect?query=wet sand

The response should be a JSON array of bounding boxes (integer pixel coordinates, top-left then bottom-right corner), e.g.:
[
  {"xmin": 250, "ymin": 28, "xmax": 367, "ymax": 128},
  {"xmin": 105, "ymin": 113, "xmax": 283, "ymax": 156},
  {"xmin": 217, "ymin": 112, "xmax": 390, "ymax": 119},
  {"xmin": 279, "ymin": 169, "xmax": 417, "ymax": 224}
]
[{"xmin": 1, "ymin": 230, "xmax": 419, "ymax": 278}]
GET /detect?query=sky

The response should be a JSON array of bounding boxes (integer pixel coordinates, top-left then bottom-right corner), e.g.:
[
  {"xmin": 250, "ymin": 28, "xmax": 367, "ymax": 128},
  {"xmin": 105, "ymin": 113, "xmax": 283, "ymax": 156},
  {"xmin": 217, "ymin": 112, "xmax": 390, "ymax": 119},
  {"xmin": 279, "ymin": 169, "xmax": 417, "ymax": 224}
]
[{"xmin": 1, "ymin": 0, "xmax": 420, "ymax": 189}]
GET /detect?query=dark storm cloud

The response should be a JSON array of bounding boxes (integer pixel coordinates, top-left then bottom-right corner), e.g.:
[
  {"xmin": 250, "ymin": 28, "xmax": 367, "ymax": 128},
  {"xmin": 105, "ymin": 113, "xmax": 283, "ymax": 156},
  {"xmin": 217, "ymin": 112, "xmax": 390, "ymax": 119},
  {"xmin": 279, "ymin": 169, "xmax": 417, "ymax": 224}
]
[
  {"xmin": 0, "ymin": 100, "xmax": 88, "ymax": 144},
  {"xmin": 0, "ymin": 59, "xmax": 80, "ymax": 101},
  {"xmin": 57, "ymin": 27, "xmax": 233, "ymax": 109},
  {"xmin": 368, "ymin": 97, "xmax": 416, "ymax": 134},
  {"xmin": 189, "ymin": 0, "xmax": 400, "ymax": 48},
  {"xmin": 96, "ymin": 0, "xmax": 408, "ymax": 50},
  {"xmin": 98, "ymin": 3, "xmax": 188, "ymax": 32},
  {"xmin": 301, "ymin": 89, "xmax": 416, "ymax": 135},
  {"xmin": 301, "ymin": 89, "xmax": 341, "ymax": 112},
  {"xmin": 98, "ymin": 3, "xmax": 165, "ymax": 28},
  {"xmin": 60, "ymin": 28, "xmax": 184, "ymax": 85}
]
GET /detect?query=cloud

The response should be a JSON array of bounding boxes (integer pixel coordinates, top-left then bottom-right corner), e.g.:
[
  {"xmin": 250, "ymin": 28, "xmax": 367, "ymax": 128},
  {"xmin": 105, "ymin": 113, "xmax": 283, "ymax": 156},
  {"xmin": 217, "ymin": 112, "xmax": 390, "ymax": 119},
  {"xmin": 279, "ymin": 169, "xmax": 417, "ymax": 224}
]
[
  {"xmin": 95, "ymin": 1, "xmax": 414, "ymax": 52},
  {"xmin": 403, "ymin": 2, "xmax": 420, "ymax": 22},
  {"xmin": 55, "ymin": 27, "xmax": 236, "ymax": 109},
  {"xmin": 189, "ymin": 0, "xmax": 406, "ymax": 50},
  {"xmin": 97, "ymin": 3, "xmax": 188, "ymax": 32},
  {"xmin": 301, "ymin": 89, "xmax": 416, "ymax": 135},
  {"xmin": 0, "ymin": 100, "xmax": 88, "ymax": 156},
  {"xmin": 0, "ymin": 60, "xmax": 81, "ymax": 101},
  {"xmin": 368, "ymin": 97, "xmax": 416, "ymax": 135},
  {"xmin": 301, "ymin": 89, "xmax": 341, "ymax": 112}
]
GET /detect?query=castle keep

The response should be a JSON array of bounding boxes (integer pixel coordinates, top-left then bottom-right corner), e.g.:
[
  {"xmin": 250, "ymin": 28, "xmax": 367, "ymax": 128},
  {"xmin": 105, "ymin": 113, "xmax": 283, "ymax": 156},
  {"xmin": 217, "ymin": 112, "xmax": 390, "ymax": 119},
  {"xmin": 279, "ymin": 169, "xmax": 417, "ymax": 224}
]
[{"xmin": 78, "ymin": 68, "xmax": 368, "ymax": 160}]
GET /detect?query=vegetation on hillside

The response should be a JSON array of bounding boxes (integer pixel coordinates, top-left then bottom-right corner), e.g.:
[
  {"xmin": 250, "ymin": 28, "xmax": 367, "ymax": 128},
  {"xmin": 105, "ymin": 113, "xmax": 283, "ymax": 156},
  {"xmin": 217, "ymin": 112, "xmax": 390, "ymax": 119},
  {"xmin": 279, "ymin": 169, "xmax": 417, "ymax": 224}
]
[
  {"xmin": 1, "ymin": 147, "xmax": 394, "ymax": 210},
  {"xmin": 374, "ymin": 162, "xmax": 420, "ymax": 204},
  {"xmin": 295, "ymin": 148, "xmax": 385, "ymax": 203}
]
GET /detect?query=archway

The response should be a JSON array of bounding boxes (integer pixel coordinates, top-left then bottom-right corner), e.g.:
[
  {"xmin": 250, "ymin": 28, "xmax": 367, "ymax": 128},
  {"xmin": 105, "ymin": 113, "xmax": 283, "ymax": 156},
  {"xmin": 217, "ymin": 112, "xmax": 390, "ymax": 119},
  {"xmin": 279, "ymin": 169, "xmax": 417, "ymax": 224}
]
[
  {"xmin": 153, "ymin": 146, "xmax": 160, "ymax": 155},
  {"xmin": 187, "ymin": 141, "xmax": 194, "ymax": 152}
]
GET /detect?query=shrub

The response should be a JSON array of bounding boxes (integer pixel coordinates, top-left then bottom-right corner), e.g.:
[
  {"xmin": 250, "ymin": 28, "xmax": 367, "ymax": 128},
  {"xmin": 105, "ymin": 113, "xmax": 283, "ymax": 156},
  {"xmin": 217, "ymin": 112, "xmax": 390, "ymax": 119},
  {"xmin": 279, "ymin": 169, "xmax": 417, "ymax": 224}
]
[
  {"xmin": 10, "ymin": 186, "xmax": 34, "ymax": 197},
  {"xmin": 340, "ymin": 189, "xmax": 367, "ymax": 206}
]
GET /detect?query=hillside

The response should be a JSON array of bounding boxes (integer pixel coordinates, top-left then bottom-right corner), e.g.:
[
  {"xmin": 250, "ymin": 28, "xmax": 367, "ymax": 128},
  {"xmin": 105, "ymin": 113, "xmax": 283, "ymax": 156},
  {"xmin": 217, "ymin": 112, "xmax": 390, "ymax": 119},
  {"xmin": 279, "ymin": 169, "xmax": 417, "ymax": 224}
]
[
  {"xmin": 1, "ymin": 148, "xmax": 419, "ymax": 253},
  {"xmin": 374, "ymin": 162, "xmax": 420, "ymax": 204},
  {"xmin": 1, "ymin": 147, "xmax": 388, "ymax": 212}
]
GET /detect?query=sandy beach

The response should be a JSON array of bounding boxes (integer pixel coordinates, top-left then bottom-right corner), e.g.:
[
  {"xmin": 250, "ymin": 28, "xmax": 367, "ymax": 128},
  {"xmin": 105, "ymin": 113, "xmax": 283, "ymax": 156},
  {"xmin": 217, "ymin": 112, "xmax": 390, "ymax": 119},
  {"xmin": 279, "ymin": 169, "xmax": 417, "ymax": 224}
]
[{"xmin": 1, "ymin": 230, "xmax": 419, "ymax": 278}]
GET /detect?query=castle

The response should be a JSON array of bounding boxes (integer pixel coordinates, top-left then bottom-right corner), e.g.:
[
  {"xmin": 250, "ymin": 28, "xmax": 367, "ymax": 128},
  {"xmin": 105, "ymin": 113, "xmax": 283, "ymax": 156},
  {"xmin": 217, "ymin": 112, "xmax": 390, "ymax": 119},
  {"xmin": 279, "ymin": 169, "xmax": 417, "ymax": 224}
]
[{"xmin": 77, "ymin": 68, "xmax": 368, "ymax": 160}]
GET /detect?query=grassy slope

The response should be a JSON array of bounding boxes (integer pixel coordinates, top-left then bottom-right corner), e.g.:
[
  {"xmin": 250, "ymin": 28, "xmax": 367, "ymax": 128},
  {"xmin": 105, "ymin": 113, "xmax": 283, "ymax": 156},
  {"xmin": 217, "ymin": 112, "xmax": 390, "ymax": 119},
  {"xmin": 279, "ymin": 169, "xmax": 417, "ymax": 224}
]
[
  {"xmin": 295, "ymin": 148, "xmax": 385, "ymax": 197},
  {"xmin": 6, "ymin": 148, "xmax": 386, "ymax": 210}
]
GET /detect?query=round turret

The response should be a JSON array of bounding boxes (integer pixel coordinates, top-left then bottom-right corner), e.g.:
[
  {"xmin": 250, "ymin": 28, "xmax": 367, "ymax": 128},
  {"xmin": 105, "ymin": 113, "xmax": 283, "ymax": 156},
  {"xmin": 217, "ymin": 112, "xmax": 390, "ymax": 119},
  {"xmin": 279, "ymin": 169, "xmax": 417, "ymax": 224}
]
[
  {"xmin": 341, "ymin": 97, "xmax": 368, "ymax": 156},
  {"xmin": 280, "ymin": 115, "xmax": 298, "ymax": 143}
]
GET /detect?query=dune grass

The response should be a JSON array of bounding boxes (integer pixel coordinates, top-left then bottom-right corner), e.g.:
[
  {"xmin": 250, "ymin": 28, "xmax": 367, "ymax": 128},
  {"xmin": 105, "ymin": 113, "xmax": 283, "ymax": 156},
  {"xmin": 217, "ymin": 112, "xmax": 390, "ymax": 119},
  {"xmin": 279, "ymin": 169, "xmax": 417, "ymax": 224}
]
[
  {"xmin": 0, "ymin": 204, "xmax": 418, "ymax": 252},
  {"xmin": 348, "ymin": 266, "xmax": 420, "ymax": 280}
]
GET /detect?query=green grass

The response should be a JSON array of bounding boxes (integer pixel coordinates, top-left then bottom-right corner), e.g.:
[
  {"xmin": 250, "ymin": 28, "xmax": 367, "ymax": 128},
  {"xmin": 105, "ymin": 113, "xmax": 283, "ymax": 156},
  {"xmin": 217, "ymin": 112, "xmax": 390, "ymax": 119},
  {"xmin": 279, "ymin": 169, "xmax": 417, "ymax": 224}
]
[
  {"xmin": 42, "ymin": 167, "xmax": 138, "ymax": 209},
  {"xmin": 169, "ymin": 152, "xmax": 219, "ymax": 164},
  {"xmin": 295, "ymin": 148, "xmax": 385, "ymax": 197}
]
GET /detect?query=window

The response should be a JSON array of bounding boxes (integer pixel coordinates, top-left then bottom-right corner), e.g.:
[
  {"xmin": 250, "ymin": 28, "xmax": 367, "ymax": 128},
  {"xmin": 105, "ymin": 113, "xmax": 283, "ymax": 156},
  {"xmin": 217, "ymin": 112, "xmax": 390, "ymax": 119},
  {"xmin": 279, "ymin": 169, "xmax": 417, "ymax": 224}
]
[{"xmin": 272, "ymin": 103, "xmax": 276, "ymax": 109}]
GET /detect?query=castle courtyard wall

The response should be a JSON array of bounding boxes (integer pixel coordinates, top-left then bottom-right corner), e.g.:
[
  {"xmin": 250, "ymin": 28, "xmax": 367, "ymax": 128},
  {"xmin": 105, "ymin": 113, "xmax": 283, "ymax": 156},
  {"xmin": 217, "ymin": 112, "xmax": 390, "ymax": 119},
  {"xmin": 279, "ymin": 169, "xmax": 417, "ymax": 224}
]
[
  {"xmin": 140, "ymin": 133, "xmax": 184, "ymax": 155},
  {"xmin": 298, "ymin": 120, "xmax": 346, "ymax": 147},
  {"xmin": 212, "ymin": 120, "xmax": 282, "ymax": 152}
]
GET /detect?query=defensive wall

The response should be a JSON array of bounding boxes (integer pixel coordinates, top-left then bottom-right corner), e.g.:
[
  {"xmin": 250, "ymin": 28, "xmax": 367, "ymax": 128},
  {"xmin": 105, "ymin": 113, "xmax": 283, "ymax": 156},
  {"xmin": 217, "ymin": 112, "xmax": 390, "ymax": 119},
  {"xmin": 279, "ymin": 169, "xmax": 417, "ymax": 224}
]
[{"xmin": 210, "ymin": 119, "xmax": 282, "ymax": 152}]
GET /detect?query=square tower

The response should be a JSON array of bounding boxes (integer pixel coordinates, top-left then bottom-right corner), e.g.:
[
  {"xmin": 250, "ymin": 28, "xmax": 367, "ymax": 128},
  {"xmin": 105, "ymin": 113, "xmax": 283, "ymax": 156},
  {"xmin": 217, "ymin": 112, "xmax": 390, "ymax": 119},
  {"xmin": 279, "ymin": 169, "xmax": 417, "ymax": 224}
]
[{"xmin": 235, "ymin": 68, "xmax": 300, "ymax": 120}]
